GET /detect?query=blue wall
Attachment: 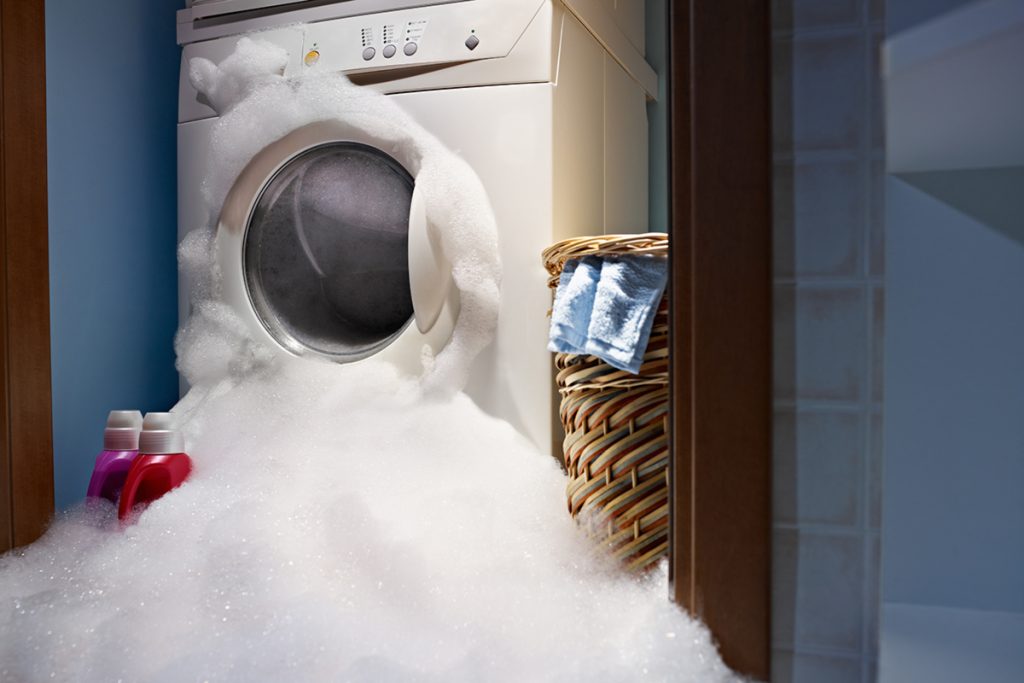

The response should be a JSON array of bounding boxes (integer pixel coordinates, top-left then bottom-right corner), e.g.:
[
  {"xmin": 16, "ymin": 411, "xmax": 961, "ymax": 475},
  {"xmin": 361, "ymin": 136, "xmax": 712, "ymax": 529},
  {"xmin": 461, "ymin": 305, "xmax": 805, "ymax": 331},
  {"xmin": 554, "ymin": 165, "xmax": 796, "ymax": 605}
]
[{"xmin": 47, "ymin": 0, "xmax": 182, "ymax": 509}]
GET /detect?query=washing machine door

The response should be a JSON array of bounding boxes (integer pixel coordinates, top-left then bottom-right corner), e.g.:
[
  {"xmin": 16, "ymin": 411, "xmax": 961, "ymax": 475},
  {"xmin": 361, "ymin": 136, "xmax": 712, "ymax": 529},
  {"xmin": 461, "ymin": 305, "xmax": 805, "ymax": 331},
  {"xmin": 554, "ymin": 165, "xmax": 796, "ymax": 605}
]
[{"xmin": 217, "ymin": 120, "xmax": 454, "ymax": 364}]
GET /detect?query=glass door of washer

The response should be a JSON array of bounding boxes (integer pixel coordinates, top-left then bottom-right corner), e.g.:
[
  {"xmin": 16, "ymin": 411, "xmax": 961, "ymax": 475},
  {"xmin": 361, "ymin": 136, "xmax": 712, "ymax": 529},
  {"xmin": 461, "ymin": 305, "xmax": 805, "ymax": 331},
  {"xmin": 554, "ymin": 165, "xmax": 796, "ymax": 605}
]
[{"xmin": 243, "ymin": 142, "xmax": 416, "ymax": 362}]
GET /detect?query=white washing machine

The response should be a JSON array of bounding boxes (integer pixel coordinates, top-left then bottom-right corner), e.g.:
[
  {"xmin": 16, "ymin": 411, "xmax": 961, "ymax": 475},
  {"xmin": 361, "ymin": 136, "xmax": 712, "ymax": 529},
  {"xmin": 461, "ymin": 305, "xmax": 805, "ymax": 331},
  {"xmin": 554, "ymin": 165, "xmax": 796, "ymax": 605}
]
[{"xmin": 177, "ymin": 0, "xmax": 656, "ymax": 457}]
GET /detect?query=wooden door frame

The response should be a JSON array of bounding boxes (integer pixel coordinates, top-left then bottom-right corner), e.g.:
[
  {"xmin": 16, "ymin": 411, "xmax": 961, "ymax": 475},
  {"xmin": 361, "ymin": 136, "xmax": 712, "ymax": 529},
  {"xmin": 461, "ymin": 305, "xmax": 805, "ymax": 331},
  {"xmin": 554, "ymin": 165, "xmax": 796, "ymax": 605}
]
[
  {"xmin": 667, "ymin": 2, "xmax": 772, "ymax": 679},
  {"xmin": 0, "ymin": 0, "xmax": 53, "ymax": 552}
]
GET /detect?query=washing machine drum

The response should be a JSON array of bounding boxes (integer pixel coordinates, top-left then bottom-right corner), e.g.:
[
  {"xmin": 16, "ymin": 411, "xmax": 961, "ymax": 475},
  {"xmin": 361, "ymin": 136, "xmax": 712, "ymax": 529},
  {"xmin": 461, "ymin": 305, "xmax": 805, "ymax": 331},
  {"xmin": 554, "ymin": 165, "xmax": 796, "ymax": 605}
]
[
  {"xmin": 246, "ymin": 142, "xmax": 415, "ymax": 358},
  {"xmin": 217, "ymin": 122, "xmax": 453, "ymax": 364}
]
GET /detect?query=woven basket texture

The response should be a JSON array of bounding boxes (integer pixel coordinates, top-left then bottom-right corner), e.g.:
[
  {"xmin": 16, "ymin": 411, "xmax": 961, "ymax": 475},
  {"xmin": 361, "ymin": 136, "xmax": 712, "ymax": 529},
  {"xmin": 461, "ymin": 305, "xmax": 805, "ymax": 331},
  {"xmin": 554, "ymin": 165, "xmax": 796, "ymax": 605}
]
[{"xmin": 543, "ymin": 233, "xmax": 669, "ymax": 572}]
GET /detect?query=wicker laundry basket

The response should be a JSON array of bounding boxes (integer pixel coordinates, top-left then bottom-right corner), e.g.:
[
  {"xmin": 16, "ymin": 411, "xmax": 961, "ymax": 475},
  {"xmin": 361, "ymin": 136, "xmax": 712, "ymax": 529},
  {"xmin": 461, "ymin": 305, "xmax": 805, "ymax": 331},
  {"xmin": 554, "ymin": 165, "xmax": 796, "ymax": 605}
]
[{"xmin": 542, "ymin": 233, "xmax": 669, "ymax": 572}]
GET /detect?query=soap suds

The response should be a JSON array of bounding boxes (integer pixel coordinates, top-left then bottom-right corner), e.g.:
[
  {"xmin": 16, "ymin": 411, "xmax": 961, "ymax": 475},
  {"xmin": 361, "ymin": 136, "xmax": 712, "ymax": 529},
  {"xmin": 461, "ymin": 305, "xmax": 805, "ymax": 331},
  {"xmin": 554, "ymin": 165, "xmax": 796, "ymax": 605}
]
[
  {"xmin": 190, "ymin": 36, "xmax": 500, "ymax": 395},
  {"xmin": 0, "ymin": 37, "xmax": 741, "ymax": 682}
]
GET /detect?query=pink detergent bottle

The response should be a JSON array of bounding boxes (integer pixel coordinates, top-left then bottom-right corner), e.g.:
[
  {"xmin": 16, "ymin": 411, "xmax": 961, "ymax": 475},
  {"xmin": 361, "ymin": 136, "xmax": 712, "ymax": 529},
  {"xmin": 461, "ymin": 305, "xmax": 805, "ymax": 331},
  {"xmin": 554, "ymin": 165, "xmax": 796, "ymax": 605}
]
[
  {"xmin": 86, "ymin": 410, "xmax": 144, "ymax": 503},
  {"xmin": 118, "ymin": 412, "xmax": 193, "ymax": 523}
]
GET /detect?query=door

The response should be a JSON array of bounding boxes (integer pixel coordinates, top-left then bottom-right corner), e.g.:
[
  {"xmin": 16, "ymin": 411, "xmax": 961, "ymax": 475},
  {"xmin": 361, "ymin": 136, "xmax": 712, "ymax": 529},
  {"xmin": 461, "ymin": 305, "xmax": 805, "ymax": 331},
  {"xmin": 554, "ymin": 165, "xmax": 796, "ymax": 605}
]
[{"xmin": 0, "ymin": 0, "xmax": 54, "ymax": 551}]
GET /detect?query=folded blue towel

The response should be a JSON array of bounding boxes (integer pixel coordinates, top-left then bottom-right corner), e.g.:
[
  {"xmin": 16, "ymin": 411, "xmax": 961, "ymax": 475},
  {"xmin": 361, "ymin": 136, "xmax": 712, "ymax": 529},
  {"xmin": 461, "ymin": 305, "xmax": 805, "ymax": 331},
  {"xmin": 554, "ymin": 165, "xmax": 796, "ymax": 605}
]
[
  {"xmin": 584, "ymin": 256, "xmax": 667, "ymax": 372},
  {"xmin": 548, "ymin": 256, "xmax": 602, "ymax": 354},
  {"xmin": 547, "ymin": 254, "xmax": 668, "ymax": 374}
]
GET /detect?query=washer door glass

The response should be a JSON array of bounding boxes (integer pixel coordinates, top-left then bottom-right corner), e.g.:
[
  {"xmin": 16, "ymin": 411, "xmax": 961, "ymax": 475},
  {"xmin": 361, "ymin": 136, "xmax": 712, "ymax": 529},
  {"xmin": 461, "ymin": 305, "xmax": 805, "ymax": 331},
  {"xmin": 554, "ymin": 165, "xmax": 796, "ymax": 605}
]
[{"xmin": 244, "ymin": 142, "xmax": 415, "ymax": 362}]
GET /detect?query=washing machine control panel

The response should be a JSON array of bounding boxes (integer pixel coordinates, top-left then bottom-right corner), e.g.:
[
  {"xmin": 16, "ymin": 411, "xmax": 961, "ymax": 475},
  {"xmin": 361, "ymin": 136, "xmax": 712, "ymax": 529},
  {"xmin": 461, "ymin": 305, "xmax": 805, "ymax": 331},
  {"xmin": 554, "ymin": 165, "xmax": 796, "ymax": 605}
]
[
  {"xmin": 178, "ymin": 0, "xmax": 550, "ymax": 123},
  {"xmin": 301, "ymin": 0, "xmax": 543, "ymax": 76},
  {"xmin": 351, "ymin": 19, "xmax": 428, "ymax": 61}
]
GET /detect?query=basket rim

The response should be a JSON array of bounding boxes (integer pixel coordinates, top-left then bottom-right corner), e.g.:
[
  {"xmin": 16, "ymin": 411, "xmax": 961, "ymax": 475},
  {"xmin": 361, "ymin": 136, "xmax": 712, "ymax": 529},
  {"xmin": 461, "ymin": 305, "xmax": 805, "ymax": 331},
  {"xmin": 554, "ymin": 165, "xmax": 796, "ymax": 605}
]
[{"xmin": 542, "ymin": 232, "xmax": 668, "ymax": 277}]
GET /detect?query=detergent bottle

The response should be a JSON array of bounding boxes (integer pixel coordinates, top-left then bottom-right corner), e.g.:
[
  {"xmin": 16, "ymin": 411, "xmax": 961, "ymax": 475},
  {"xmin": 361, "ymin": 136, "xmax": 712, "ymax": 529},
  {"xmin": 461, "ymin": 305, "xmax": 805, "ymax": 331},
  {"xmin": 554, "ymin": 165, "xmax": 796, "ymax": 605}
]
[
  {"xmin": 118, "ymin": 412, "xmax": 193, "ymax": 522},
  {"xmin": 86, "ymin": 410, "xmax": 144, "ymax": 503}
]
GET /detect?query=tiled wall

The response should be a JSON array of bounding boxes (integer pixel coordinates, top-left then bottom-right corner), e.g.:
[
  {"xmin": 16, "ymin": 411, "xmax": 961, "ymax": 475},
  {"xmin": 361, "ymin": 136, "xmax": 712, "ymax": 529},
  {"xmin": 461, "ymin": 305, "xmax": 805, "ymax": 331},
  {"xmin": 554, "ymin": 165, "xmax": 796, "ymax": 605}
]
[{"xmin": 771, "ymin": 1, "xmax": 885, "ymax": 681}]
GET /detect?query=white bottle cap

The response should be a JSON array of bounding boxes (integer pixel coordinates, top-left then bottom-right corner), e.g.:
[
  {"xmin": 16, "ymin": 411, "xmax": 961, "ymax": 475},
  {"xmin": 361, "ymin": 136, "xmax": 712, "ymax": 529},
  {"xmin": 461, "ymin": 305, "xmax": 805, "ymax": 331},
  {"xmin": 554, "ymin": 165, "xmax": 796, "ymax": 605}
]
[
  {"xmin": 139, "ymin": 412, "xmax": 185, "ymax": 455},
  {"xmin": 103, "ymin": 410, "xmax": 143, "ymax": 451}
]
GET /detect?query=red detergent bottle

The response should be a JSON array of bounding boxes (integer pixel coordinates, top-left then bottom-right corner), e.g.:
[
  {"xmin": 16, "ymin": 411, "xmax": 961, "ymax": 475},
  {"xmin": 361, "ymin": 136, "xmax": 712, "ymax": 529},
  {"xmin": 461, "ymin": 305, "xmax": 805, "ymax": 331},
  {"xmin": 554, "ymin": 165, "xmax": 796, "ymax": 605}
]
[
  {"xmin": 118, "ymin": 412, "xmax": 192, "ymax": 522},
  {"xmin": 86, "ymin": 410, "xmax": 143, "ymax": 503}
]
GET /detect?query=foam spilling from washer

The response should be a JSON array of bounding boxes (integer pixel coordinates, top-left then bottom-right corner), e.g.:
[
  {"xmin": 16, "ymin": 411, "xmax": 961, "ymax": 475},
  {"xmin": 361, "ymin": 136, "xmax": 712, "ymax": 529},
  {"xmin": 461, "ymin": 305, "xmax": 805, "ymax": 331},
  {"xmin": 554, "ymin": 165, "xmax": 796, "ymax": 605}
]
[
  {"xmin": 0, "ymin": 38, "xmax": 743, "ymax": 682},
  {"xmin": 187, "ymin": 36, "xmax": 500, "ymax": 395}
]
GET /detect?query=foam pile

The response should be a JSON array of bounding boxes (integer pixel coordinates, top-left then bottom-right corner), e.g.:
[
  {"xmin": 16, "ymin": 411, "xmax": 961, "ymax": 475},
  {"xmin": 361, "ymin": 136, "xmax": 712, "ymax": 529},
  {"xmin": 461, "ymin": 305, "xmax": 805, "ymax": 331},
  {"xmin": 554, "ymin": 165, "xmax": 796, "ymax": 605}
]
[{"xmin": 0, "ymin": 37, "xmax": 742, "ymax": 682}]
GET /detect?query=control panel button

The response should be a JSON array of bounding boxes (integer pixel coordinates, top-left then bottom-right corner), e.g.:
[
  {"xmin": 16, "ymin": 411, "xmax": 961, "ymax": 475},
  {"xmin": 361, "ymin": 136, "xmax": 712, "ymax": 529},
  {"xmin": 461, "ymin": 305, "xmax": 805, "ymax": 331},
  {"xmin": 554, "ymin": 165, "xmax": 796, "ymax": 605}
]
[
  {"xmin": 362, "ymin": 46, "xmax": 376, "ymax": 61},
  {"xmin": 403, "ymin": 41, "xmax": 418, "ymax": 56},
  {"xmin": 382, "ymin": 44, "xmax": 397, "ymax": 58},
  {"xmin": 465, "ymin": 35, "xmax": 479, "ymax": 50},
  {"xmin": 304, "ymin": 49, "xmax": 320, "ymax": 66}
]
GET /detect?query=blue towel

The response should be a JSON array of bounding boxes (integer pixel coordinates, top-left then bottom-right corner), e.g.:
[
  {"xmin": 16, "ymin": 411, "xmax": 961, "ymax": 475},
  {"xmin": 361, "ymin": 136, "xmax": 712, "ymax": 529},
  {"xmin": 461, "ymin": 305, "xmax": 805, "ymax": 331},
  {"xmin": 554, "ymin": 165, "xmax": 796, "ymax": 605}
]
[
  {"xmin": 584, "ymin": 256, "xmax": 667, "ymax": 372},
  {"xmin": 548, "ymin": 256, "xmax": 602, "ymax": 354},
  {"xmin": 547, "ymin": 255, "xmax": 668, "ymax": 374}
]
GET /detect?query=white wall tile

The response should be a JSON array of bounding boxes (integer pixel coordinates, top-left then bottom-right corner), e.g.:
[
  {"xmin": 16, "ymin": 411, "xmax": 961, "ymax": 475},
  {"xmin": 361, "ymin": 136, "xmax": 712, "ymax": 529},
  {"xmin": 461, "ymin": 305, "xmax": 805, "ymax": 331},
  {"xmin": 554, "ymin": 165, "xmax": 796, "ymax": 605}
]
[
  {"xmin": 776, "ymin": 285, "xmax": 871, "ymax": 402},
  {"xmin": 790, "ymin": 160, "xmax": 866, "ymax": 277},
  {"xmin": 795, "ymin": 286, "xmax": 869, "ymax": 401},
  {"xmin": 772, "ymin": 2, "xmax": 884, "ymax": 680},
  {"xmin": 775, "ymin": 163, "xmax": 797, "ymax": 276},
  {"xmin": 790, "ymin": 35, "xmax": 867, "ymax": 152},
  {"xmin": 869, "ymin": 32, "xmax": 885, "ymax": 150},
  {"xmin": 792, "ymin": 652, "xmax": 863, "ymax": 682},
  {"xmin": 870, "ymin": 160, "xmax": 885, "ymax": 276},
  {"xmin": 795, "ymin": 532, "xmax": 865, "ymax": 650},
  {"xmin": 774, "ymin": 284, "xmax": 798, "ymax": 399},
  {"xmin": 868, "ymin": 535, "xmax": 881, "ymax": 658},
  {"xmin": 773, "ymin": 0, "xmax": 863, "ymax": 32},
  {"xmin": 773, "ymin": 39, "xmax": 796, "ymax": 154},
  {"xmin": 773, "ymin": 650, "xmax": 866, "ymax": 683},
  {"xmin": 870, "ymin": 413, "xmax": 883, "ymax": 529},
  {"xmin": 775, "ymin": 410, "xmax": 864, "ymax": 525},
  {"xmin": 774, "ymin": 529, "xmax": 799, "ymax": 646},
  {"xmin": 773, "ymin": 649, "xmax": 797, "ymax": 681},
  {"xmin": 775, "ymin": 412, "xmax": 799, "ymax": 521},
  {"xmin": 870, "ymin": 0, "xmax": 885, "ymax": 23},
  {"xmin": 872, "ymin": 286, "xmax": 885, "ymax": 402}
]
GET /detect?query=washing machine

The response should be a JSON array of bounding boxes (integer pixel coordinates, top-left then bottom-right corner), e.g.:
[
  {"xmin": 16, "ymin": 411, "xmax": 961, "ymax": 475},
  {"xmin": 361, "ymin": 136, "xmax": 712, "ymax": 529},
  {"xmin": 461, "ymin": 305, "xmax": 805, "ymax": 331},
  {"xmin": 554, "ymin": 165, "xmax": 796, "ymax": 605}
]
[{"xmin": 177, "ymin": 0, "xmax": 656, "ymax": 458}]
